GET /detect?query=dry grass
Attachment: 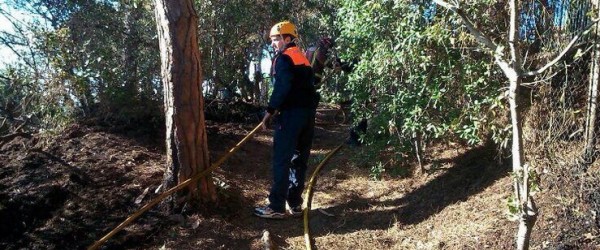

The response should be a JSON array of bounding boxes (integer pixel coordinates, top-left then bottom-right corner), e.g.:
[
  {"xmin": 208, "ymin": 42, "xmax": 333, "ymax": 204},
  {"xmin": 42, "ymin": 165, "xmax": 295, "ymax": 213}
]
[
  {"xmin": 276, "ymin": 140, "xmax": 515, "ymax": 250},
  {"xmin": 3, "ymin": 102, "xmax": 599, "ymax": 249}
]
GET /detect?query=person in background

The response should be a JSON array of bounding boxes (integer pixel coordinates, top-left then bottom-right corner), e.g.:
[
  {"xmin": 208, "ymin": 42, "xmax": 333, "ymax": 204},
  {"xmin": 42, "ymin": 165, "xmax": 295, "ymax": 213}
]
[{"xmin": 254, "ymin": 21, "xmax": 319, "ymax": 219}]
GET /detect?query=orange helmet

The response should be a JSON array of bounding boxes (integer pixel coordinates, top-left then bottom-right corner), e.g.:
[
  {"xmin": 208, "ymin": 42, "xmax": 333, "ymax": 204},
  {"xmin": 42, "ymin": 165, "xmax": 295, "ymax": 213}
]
[{"xmin": 270, "ymin": 21, "xmax": 298, "ymax": 38}]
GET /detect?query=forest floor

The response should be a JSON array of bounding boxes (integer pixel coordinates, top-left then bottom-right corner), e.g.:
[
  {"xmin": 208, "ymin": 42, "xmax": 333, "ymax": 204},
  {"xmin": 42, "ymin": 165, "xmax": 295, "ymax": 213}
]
[{"xmin": 1, "ymin": 105, "xmax": 599, "ymax": 249}]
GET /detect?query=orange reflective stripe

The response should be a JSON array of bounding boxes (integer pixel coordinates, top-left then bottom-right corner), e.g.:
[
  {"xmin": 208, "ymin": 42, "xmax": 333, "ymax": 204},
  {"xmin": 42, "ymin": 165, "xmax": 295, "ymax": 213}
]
[{"xmin": 283, "ymin": 47, "xmax": 310, "ymax": 66}]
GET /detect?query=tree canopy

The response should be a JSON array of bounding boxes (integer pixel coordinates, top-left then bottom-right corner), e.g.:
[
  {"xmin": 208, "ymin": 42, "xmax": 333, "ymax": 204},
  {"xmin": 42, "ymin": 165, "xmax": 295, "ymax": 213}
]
[{"xmin": 1, "ymin": 0, "xmax": 600, "ymax": 249}]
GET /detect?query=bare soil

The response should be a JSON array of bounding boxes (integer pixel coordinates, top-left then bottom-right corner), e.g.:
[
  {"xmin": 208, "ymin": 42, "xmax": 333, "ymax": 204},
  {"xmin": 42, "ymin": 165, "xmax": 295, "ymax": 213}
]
[{"xmin": 1, "ymin": 109, "xmax": 599, "ymax": 249}]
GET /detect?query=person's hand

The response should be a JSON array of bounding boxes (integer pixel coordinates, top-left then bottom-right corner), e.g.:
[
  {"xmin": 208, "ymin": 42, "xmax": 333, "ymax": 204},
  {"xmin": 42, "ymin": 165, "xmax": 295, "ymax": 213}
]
[{"xmin": 261, "ymin": 112, "xmax": 273, "ymax": 130}]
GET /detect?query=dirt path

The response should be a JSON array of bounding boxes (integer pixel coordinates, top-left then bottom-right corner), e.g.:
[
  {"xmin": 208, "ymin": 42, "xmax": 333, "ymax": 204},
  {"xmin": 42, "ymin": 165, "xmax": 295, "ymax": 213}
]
[
  {"xmin": 1, "ymin": 117, "xmax": 519, "ymax": 249},
  {"xmin": 141, "ymin": 120, "xmax": 514, "ymax": 249}
]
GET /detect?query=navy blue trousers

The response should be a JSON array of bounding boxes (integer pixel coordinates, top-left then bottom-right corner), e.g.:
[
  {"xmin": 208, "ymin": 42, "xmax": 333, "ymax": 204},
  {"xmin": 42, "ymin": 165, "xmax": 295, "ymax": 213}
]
[{"xmin": 268, "ymin": 108, "xmax": 315, "ymax": 212}]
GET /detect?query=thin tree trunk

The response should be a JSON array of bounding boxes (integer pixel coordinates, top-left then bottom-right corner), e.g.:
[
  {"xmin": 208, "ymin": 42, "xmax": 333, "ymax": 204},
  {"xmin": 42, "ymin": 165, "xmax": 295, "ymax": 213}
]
[
  {"xmin": 507, "ymin": 1, "xmax": 537, "ymax": 249},
  {"xmin": 254, "ymin": 64, "xmax": 263, "ymax": 105},
  {"xmin": 508, "ymin": 74, "xmax": 537, "ymax": 250},
  {"xmin": 210, "ymin": 20, "xmax": 219, "ymax": 98},
  {"xmin": 154, "ymin": 0, "xmax": 216, "ymax": 212},
  {"xmin": 413, "ymin": 132, "xmax": 423, "ymax": 173},
  {"xmin": 584, "ymin": 0, "xmax": 600, "ymax": 162},
  {"xmin": 123, "ymin": 3, "xmax": 140, "ymax": 102},
  {"xmin": 433, "ymin": 0, "xmax": 598, "ymax": 248}
]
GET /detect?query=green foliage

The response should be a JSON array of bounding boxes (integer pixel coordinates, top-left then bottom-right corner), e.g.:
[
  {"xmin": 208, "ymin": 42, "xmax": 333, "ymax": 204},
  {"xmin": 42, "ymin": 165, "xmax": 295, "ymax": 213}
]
[
  {"xmin": 196, "ymin": 0, "xmax": 263, "ymax": 98},
  {"xmin": 505, "ymin": 167, "xmax": 540, "ymax": 221},
  {"xmin": 1, "ymin": 0, "xmax": 514, "ymax": 144},
  {"xmin": 195, "ymin": 0, "xmax": 335, "ymax": 101},
  {"xmin": 335, "ymin": 0, "xmax": 504, "ymax": 155},
  {"xmin": 506, "ymin": 195, "xmax": 520, "ymax": 221},
  {"xmin": 0, "ymin": 67, "xmax": 36, "ymax": 133},
  {"xmin": 1, "ymin": 0, "xmax": 343, "ymax": 132},
  {"xmin": 370, "ymin": 161, "xmax": 385, "ymax": 181},
  {"xmin": 2, "ymin": 0, "xmax": 162, "ymax": 130},
  {"xmin": 528, "ymin": 167, "xmax": 541, "ymax": 195},
  {"xmin": 318, "ymin": 68, "xmax": 351, "ymax": 104},
  {"xmin": 0, "ymin": 65, "xmax": 74, "ymax": 133}
]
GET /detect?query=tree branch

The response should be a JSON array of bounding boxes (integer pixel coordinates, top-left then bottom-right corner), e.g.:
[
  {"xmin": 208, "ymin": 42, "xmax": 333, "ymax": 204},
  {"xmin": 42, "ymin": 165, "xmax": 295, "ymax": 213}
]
[
  {"xmin": 508, "ymin": 0, "xmax": 521, "ymax": 71},
  {"xmin": 433, "ymin": 0, "xmax": 458, "ymax": 10},
  {"xmin": 0, "ymin": 8, "xmax": 40, "ymax": 72},
  {"xmin": 0, "ymin": 132, "xmax": 31, "ymax": 146},
  {"xmin": 0, "ymin": 73, "xmax": 10, "ymax": 81},
  {"xmin": 433, "ymin": 0, "xmax": 498, "ymax": 51},
  {"xmin": 524, "ymin": 18, "xmax": 600, "ymax": 76},
  {"xmin": 0, "ymin": 35, "xmax": 27, "ymax": 61}
]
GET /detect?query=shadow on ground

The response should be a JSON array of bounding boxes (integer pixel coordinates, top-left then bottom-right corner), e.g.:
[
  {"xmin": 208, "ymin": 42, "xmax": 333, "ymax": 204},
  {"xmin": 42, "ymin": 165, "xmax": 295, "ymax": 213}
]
[{"xmin": 307, "ymin": 141, "xmax": 510, "ymax": 236}]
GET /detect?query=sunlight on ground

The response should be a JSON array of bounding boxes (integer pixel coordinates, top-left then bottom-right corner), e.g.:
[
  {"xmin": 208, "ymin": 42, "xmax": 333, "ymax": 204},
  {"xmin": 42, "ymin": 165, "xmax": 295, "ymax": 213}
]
[{"xmin": 283, "ymin": 161, "xmax": 513, "ymax": 249}]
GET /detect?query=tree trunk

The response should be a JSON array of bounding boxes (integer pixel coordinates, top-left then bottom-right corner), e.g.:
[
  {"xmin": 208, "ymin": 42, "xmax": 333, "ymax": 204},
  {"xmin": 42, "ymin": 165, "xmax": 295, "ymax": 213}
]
[
  {"xmin": 507, "ymin": 1, "xmax": 537, "ymax": 249},
  {"xmin": 433, "ymin": 0, "xmax": 597, "ymax": 249},
  {"xmin": 413, "ymin": 132, "xmax": 423, "ymax": 173},
  {"xmin": 210, "ymin": 25, "xmax": 219, "ymax": 98},
  {"xmin": 508, "ymin": 73, "xmax": 538, "ymax": 250},
  {"xmin": 154, "ymin": 0, "xmax": 216, "ymax": 212},
  {"xmin": 123, "ymin": 3, "xmax": 141, "ymax": 102},
  {"xmin": 584, "ymin": 0, "xmax": 600, "ymax": 162},
  {"xmin": 253, "ymin": 62, "xmax": 263, "ymax": 105}
]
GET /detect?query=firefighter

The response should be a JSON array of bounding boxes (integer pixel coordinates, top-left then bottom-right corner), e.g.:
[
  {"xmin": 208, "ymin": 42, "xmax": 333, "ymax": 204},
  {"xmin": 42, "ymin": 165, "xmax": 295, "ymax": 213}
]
[{"xmin": 254, "ymin": 21, "xmax": 319, "ymax": 219}]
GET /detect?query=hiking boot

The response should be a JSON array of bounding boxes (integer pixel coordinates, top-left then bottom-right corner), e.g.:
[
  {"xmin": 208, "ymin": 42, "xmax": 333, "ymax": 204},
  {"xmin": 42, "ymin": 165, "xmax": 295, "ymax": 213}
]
[
  {"xmin": 254, "ymin": 206, "xmax": 285, "ymax": 219},
  {"xmin": 287, "ymin": 205, "xmax": 304, "ymax": 217}
]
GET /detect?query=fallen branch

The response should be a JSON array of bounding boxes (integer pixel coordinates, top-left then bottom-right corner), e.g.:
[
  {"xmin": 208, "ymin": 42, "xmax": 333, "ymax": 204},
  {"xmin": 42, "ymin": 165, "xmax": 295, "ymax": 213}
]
[{"xmin": 0, "ymin": 132, "xmax": 31, "ymax": 146}]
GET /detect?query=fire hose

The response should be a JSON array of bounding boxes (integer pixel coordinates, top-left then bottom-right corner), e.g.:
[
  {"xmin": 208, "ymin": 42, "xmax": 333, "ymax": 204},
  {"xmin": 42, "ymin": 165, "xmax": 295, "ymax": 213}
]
[
  {"xmin": 88, "ymin": 122, "xmax": 265, "ymax": 250},
  {"xmin": 89, "ymin": 121, "xmax": 346, "ymax": 250},
  {"xmin": 303, "ymin": 144, "xmax": 344, "ymax": 250}
]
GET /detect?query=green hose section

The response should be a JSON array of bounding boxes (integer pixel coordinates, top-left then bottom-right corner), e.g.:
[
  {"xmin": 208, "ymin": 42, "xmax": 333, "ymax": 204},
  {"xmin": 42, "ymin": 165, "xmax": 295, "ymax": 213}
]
[
  {"xmin": 88, "ymin": 122, "xmax": 264, "ymax": 250},
  {"xmin": 303, "ymin": 144, "xmax": 344, "ymax": 250}
]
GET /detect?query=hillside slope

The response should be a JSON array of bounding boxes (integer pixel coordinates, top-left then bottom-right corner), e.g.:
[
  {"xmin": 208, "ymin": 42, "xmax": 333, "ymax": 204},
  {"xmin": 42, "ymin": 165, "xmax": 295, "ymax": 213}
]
[{"xmin": 1, "ymin": 118, "xmax": 598, "ymax": 249}]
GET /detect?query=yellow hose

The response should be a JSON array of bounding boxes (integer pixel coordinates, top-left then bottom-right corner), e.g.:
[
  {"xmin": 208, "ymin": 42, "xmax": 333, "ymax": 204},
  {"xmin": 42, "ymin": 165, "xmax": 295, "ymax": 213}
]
[
  {"xmin": 303, "ymin": 144, "xmax": 344, "ymax": 250},
  {"xmin": 88, "ymin": 122, "xmax": 264, "ymax": 250}
]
